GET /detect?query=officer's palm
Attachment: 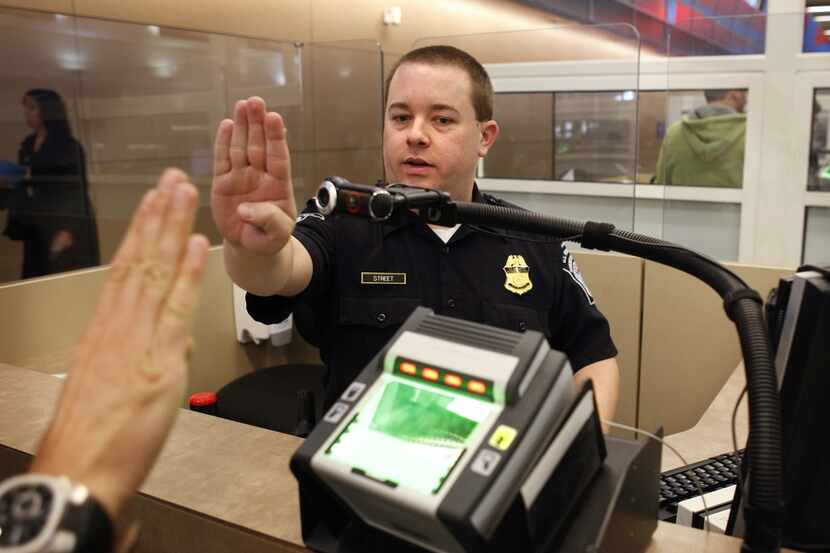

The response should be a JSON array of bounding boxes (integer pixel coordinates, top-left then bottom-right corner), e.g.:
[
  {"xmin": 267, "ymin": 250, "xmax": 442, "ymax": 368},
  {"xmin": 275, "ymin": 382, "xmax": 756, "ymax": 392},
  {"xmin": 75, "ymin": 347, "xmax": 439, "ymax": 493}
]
[{"xmin": 211, "ymin": 98, "xmax": 297, "ymax": 253}]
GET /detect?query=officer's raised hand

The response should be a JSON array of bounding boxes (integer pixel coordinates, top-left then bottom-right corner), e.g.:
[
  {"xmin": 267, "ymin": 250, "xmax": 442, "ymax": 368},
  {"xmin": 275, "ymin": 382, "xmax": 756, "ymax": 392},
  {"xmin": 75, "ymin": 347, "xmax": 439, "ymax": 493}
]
[{"xmin": 211, "ymin": 96, "xmax": 297, "ymax": 255}]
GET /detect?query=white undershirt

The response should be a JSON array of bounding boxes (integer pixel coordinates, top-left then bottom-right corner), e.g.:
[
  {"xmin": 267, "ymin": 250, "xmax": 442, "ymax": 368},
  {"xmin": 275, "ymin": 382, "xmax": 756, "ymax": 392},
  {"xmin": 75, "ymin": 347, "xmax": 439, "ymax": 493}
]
[{"xmin": 428, "ymin": 224, "xmax": 461, "ymax": 244}]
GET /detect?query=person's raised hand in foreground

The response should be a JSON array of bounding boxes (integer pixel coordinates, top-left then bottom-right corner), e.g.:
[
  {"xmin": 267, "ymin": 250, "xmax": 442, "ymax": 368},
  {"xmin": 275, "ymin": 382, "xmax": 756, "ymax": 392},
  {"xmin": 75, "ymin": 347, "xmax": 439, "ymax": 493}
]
[{"xmin": 30, "ymin": 168, "xmax": 209, "ymax": 521}]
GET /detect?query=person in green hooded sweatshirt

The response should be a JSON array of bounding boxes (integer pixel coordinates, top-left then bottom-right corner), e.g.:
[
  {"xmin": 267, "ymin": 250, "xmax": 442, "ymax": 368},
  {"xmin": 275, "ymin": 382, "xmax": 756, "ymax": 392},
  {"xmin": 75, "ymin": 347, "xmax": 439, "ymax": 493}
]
[{"xmin": 655, "ymin": 89, "xmax": 747, "ymax": 188}]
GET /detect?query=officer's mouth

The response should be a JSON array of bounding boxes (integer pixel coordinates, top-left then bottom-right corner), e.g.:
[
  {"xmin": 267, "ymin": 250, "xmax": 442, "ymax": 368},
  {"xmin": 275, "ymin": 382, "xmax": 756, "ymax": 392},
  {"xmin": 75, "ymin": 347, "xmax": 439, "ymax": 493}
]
[{"xmin": 402, "ymin": 157, "xmax": 434, "ymax": 176}]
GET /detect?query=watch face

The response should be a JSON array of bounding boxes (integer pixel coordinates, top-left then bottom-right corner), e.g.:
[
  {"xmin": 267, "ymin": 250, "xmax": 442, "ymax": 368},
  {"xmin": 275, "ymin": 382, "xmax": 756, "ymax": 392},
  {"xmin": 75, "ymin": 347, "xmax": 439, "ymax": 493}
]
[{"xmin": 0, "ymin": 483, "xmax": 54, "ymax": 547}]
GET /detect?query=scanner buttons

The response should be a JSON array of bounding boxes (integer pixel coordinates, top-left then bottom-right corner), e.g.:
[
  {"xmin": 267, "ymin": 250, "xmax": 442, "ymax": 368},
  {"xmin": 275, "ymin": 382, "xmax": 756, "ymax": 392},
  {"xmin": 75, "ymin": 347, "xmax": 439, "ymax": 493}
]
[
  {"xmin": 471, "ymin": 450, "xmax": 501, "ymax": 477},
  {"xmin": 324, "ymin": 402, "xmax": 349, "ymax": 424},
  {"xmin": 489, "ymin": 425, "xmax": 518, "ymax": 451},
  {"xmin": 342, "ymin": 382, "xmax": 366, "ymax": 402}
]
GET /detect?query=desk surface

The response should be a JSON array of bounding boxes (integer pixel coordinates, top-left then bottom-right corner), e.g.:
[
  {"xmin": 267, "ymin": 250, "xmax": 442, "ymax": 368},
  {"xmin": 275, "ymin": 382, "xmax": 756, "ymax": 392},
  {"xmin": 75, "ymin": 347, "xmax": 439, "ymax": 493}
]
[
  {"xmin": 0, "ymin": 363, "xmax": 791, "ymax": 553},
  {"xmin": 662, "ymin": 364, "xmax": 749, "ymax": 472}
]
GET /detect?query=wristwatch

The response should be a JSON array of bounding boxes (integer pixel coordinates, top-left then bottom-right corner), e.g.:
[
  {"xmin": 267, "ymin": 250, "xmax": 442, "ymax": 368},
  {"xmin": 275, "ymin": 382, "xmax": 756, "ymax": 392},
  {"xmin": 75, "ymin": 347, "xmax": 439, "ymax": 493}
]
[{"xmin": 0, "ymin": 474, "xmax": 113, "ymax": 553}]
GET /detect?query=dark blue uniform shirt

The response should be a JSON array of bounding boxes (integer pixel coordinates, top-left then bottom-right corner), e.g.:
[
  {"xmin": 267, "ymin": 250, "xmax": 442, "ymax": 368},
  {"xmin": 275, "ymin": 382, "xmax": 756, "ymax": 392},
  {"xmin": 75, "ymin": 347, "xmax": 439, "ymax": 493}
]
[{"xmin": 246, "ymin": 185, "xmax": 617, "ymax": 407}]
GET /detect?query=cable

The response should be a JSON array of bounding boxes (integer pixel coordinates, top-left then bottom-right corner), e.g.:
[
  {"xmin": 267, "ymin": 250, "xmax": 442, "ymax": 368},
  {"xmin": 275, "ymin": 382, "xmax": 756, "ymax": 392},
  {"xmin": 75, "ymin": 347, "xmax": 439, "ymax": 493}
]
[
  {"xmin": 603, "ymin": 419, "xmax": 711, "ymax": 532},
  {"xmin": 466, "ymin": 223, "xmax": 583, "ymax": 245},
  {"xmin": 732, "ymin": 385, "xmax": 748, "ymax": 472}
]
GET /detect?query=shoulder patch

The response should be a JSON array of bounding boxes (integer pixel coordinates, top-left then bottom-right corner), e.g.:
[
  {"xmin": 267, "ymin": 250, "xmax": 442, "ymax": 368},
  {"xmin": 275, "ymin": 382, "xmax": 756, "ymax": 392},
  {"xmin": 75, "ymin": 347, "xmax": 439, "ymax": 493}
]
[
  {"xmin": 297, "ymin": 212, "xmax": 325, "ymax": 224},
  {"xmin": 561, "ymin": 244, "xmax": 595, "ymax": 305}
]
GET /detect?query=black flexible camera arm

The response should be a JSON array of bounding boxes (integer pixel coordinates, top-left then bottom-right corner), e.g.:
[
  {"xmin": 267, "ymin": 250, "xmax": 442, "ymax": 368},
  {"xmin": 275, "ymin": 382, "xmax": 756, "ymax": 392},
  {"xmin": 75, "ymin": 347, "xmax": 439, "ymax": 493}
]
[{"xmin": 314, "ymin": 178, "xmax": 783, "ymax": 553}]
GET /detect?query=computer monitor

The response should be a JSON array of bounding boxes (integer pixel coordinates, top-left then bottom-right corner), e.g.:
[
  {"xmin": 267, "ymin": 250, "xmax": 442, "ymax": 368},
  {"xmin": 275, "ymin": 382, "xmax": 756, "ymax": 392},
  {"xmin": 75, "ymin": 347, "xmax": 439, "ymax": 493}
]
[
  {"xmin": 775, "ymin": 269, "xmax": 830, "ymax": 549},
  {"xmin": 731, "ymin": 268, "xmax": 830, "ymax": 549}
]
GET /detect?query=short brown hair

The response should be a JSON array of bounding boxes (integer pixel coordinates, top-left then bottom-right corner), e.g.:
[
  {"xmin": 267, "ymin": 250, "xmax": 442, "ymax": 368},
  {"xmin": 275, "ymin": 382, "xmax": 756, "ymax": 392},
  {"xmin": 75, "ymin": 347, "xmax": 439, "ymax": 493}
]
[{"xmin": 384, "ymin": 45, "xmax": 494, "ymax": 122}]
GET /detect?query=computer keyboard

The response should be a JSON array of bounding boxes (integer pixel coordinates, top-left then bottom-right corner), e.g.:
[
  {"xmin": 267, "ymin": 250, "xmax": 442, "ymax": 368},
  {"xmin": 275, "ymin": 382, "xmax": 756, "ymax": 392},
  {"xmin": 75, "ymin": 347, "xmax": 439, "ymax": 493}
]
[{"xmin": 658, "ymin": 449, "xmax": 744, "ymax": 522}]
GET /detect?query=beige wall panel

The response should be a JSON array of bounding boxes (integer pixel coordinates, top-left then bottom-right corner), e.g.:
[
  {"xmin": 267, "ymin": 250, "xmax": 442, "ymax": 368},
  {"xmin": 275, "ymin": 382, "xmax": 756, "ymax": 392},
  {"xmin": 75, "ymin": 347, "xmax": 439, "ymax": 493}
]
[
  {"xmin": 0, "ymin": 247, "xmax": 287, "ymax": 400},
  {"xmin": 0, "ymin": 266, "xmax": 107, "ymax": 373},
  {"xmin": 0, "ymin": 0, "xmax": 70, "ymax": 13},
  {"xmin": 70, "ymin": 0, "xmax": 311, "ymax": 42},
  {"xmin": 312, "ymin": 0, "xmax": 562, "ymax": 57},
  {"xmin": 573, "ymin": 252, "xmax": 643, "ymax": 437},
  {"xmin": 639, "ymin": 261, "xmax": 793, "ymax": 436}
]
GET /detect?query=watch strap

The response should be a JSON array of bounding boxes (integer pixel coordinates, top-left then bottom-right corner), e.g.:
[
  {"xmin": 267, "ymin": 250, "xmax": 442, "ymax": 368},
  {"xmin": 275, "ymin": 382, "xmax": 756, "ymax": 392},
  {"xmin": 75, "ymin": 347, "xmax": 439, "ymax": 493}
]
[{"xmin": 61, "ymin": 486, "xmax": 114, "ymax": 553}]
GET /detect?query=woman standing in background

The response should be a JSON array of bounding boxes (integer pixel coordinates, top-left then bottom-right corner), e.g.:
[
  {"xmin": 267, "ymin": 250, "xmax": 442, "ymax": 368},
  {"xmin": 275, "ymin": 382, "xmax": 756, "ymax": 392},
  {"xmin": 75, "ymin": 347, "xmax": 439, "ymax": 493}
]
[{"xmin": 3, "ymin": 88, "xmax": 99, "ymax": 278}]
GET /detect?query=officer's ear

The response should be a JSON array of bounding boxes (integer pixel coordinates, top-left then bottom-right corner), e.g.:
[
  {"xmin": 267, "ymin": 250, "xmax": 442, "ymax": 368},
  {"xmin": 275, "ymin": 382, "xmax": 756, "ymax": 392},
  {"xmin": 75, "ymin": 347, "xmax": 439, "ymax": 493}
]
[{"xmin": 478, "ymin": 119, "xmax": 499, "ymax": 157}]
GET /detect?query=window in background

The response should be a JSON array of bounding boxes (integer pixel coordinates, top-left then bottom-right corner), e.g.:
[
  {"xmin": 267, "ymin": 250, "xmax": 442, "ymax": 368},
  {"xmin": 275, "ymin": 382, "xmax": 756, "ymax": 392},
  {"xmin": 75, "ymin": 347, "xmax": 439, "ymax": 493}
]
[
  {"xmin": 651, "ymin": 89, "xmax": 747, "ymax": 188},
  {"xmin": 803, "ymin": 207, "xmax": 830, "ymax": 264},
  {"xmin": 518, "ymin": 0, "xmax": 766, "ymax": 56},
  {"xmin": 637, "ymin": 90, "xmax": 667, "ymax": 184},
  {"xmin": 804, "ymin": 1, "xmax": 830, "ymax": 53},
  {"xmin": 669, "ymin": 12, "xmax": 766, "ymax": 56},
  {"xmin": 485, "ymin": 91, "xmax": 639, "ymax": 183},
  {"xmin": 554, "ymin": 91, "xmax": 637, "ymax": 183},
  {"xmin": 484, "ymin": 93, "xmax": 553, "ymax": 180},
  {"xmin": 809, "ymin": 89, "xmax": 830, "ymax": 191}
]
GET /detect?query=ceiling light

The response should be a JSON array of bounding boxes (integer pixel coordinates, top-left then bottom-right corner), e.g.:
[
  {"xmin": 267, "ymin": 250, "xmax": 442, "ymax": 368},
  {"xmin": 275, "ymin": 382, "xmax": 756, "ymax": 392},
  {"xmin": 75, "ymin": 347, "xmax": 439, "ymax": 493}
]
[{"xmin": 807, "ymin": 5, "xmax": 830, "ymax": 14}]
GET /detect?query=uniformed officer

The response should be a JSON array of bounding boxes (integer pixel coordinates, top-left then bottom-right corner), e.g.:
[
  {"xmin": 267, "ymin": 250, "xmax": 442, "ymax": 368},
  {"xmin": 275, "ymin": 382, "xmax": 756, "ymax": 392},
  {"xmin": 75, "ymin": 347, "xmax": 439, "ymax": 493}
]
[{"xmin": 211, "ymin": 46, "xmax": 620, "ymax": 431}]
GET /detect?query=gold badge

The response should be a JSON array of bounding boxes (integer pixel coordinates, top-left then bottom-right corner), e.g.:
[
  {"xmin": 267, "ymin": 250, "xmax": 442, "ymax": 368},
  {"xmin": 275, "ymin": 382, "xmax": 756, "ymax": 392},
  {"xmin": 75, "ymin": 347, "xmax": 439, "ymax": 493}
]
[{"xmin": 503, "ymin": 255, "xmax": 533, "ymax": 295}]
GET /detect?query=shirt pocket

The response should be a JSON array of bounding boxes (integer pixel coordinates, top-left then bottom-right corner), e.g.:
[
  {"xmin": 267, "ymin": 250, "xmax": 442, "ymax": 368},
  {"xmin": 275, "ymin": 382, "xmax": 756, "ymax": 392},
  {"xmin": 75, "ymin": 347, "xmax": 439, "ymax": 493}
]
[
  {"xmin": 339, "ymin": 296, "xmax": 423, "ymax": 329},
  {"xmin": 481, "ymin": 301, "xmax": 551, "ymax": 338}
]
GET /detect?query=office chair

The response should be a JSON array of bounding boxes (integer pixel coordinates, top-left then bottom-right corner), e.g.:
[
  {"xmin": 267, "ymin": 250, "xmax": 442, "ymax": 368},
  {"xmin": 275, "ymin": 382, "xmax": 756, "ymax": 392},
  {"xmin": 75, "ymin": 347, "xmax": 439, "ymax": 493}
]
[{"xmin": 191, "ymin": 300, "xmax": 326, "ymax": 437}]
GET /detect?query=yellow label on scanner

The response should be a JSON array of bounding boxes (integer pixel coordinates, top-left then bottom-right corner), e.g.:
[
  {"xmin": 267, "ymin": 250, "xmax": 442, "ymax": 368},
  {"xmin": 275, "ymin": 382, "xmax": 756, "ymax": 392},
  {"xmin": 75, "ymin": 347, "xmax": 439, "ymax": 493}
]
[{"xmin": 489, "ymin": 425, "xmax": 518, "ymax": 451}]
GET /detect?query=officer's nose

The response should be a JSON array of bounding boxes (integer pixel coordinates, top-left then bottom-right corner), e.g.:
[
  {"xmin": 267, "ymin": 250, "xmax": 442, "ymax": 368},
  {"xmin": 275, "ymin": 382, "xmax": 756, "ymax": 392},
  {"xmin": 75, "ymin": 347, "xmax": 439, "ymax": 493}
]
[{"xmin": 407, "ymin": 117, "xmax": 430, "ymax": 147}]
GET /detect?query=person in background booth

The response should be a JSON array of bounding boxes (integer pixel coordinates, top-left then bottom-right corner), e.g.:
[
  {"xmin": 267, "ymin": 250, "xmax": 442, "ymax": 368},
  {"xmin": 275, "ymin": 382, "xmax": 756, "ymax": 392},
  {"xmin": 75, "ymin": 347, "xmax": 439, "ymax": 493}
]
[
  {"xmin": 211, "ymin": 45, "xmax": 620, "ymax": 432},
  {"xmin": 2, "ymin": 89, "xmax": 100, "ymax": 279},
  {"xmin": 654, "ymin": 88, "xmax": 747, "ymax": 188},
  {"xmin": 0, "ymin": 170, "xmax": 208, "ymax": 553}
]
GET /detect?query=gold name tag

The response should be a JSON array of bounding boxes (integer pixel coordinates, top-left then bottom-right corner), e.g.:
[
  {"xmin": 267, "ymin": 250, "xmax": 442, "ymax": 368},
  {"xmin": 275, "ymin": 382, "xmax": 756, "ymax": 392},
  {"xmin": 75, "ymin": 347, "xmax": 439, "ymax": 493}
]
[{"xmin": 361, "ymin": 272, "xmax": 407, "ymax": 285}]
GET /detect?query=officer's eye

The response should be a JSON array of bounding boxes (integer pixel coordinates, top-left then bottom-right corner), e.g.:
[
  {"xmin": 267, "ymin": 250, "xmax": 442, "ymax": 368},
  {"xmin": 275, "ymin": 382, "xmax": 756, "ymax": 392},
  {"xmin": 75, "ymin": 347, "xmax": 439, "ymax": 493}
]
[
  {"xmin": 435, "ymin": 115, "xmax": 454, "ymax": 126},
  {"xmin": 390, "ymin": 113, "xmax": 410, "ymax": 124}
]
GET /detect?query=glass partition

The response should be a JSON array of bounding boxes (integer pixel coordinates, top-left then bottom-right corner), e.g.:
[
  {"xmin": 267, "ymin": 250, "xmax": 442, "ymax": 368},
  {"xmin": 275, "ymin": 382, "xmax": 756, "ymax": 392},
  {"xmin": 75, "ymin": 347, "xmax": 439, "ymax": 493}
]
[
  {"xmin": 409, "ymin": 11, "xmax": 820, "ymax": 268},
  {"xmin": 413, "ymin": 24, "xmax": 642, "ymax": 235},
  {"xmin": 297, "ymin": 40, "xmax": 384, "ymax": 204},
  {"xmin": 647, "ymin": 13, "xmax": 769, "ymax": 262},
  {"xmin": 0, "ymin": 7, "xmax": 385, "ymax": 285},
  {"xmin": 0, "ymin": 9, "xmax": 84, "ymax": 283}
]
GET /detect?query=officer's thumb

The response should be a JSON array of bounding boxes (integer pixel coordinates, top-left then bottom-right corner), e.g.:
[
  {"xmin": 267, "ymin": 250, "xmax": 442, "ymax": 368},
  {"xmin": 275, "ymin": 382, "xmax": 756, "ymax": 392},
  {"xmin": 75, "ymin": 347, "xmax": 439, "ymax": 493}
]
[
  {"xmin": 238, "ymin": 202, "xmax": 279, "ymax": 229},
  {"xmin": 237, "ymin": 201, "xmax": 293, "ymax": 244}
]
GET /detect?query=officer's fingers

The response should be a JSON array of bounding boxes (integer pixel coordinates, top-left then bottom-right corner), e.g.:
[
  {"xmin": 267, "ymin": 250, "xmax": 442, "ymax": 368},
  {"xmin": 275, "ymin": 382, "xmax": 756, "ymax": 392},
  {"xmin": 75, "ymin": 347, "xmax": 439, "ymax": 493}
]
[
  {"xmin": 145, "ymin": 234, "xmax": 209, "ymax": 381},
  {"xmin": 246, "ymin": 97, "xmax": 267, "ymax": 171},
  {"xmin": 264, "ymin": 112, "xmax": 291, "ymax": 180},
  {"xmin": 213, "ymin": 119, "xmax": 233, "ymax": 177},
  {"xmin": 229, "ymin": 100, "xmax": 249, "ymax": 170}
]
